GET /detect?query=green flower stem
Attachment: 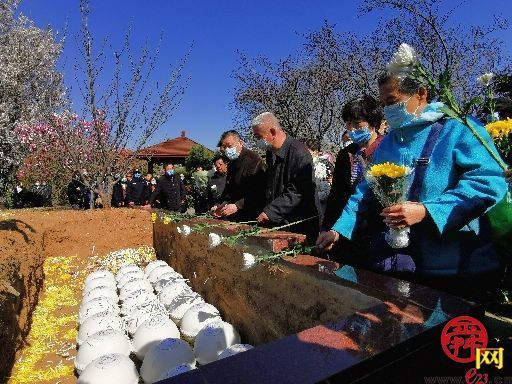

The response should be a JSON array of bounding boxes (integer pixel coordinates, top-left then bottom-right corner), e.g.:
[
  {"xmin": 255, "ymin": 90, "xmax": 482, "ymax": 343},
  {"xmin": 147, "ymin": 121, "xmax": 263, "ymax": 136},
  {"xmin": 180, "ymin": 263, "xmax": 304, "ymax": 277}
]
[
  {"xmin": 411, "ymin": 63, "xmax": 507, "ymax": 172},
  {"xmin": 464, "ymin": 117, "xmax": 508, "ymax": 171},
  {"xmin": 257, "ymin": 216, "xmax": 318, "ymax": 235}
]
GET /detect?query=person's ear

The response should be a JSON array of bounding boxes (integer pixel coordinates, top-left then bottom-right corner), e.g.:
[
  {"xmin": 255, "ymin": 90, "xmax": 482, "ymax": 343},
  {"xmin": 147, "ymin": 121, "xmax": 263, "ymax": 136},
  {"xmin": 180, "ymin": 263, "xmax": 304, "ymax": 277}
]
[{"xmin": 269, "ymin": 127, "xmax": 276, "ymax": 138}]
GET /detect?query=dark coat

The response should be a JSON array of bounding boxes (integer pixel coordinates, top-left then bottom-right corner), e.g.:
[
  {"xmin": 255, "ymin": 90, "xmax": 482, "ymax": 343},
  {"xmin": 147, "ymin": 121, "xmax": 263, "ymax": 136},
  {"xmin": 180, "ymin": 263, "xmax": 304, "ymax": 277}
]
[
  {"xmin": 111, "ymin": 181, "xmax": 125, "ymax": 207},
  {"xmin": 221, "ymin": 147, "xmax": 266, "ymax": 221},
  {"xmin": 126, "ymin": 177, "xmax": 150, "ymax": 205},
  {"xmin": 207, "ymin": 171, "xmax": 227, "ymax": 207},
  {"xmin": 150, "ymin": 173, "xmax": 186, "ymax": 211},
  {"xmin": 322, "ymin": 143, "xmax": 359, "ymax": 230},
  {"xmin": 263, "ymin": 136, "xmax": 320, "ymax": 241}
]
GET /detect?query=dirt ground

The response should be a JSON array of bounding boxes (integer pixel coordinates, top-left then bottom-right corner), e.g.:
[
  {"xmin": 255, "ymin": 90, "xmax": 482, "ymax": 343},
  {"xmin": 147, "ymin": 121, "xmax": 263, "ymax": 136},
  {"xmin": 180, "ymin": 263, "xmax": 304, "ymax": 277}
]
[{"xmin": 0, "ymin": 208, "xmax": 152, "ymax": 382}]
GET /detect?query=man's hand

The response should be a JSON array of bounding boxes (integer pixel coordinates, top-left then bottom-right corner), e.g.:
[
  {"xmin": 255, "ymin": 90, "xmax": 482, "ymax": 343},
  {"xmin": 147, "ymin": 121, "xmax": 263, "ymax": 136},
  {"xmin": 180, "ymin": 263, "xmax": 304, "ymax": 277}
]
[
  {"xmin": 219, "ymin": 203, "xmax": 238, "ymax": 217},
  {"xmin": 381, "ymin": 202, "xmax": 426, "ymax": 228},
  {"xmin": 316, "ymin": 230, "xmax": 339, "ymax": 252},
  {"xmin": 128, "ymin": 201, "xmax": 135, "ymax": 207},
  {"xmin": 211, "ymin": 203, "xmax": 225, "ymax": 218},
  {"xmin": 256, "ymin": 212, "xmax": 269, "ymax": 223},
  {"xmin": 141, "ymin": 204, "xmax": 151, "ymax": 210}
]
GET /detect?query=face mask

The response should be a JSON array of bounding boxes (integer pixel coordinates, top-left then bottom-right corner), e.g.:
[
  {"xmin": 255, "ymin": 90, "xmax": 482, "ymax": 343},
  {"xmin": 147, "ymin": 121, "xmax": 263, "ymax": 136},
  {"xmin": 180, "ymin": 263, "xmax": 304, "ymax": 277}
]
[
  {"xmin": 134, "ymin": 172, "xmax": 141, "ymax": 178},
  {"xmin": 256, "ymin": 138, "xmax": 272, "ymax": 151},
  {"xmin": 166, "ymin": 170, "xmax": 175, "ymax": 176},
  {"xmin": 121, "ymin": 177, "xmax": 127, "ymax": 183},
  {"xmin": 383, "ymin": 96, "xmax": 416, "ymax": 130},
  {"xmin": 225, "ymin": 146, "xmax": 240, "ymax": 161},
  {"xmin": 348, "ymin": 126, "xmax": 372, "ymax": 145}
]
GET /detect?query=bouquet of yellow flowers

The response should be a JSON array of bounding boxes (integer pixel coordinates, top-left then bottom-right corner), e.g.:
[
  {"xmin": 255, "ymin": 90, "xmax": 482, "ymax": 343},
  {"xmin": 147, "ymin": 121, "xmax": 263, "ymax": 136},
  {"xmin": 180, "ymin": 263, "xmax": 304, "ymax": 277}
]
[
  {"xmin": 366, "ymin": 162, "xmax": 413, "ymax": 248},
  {"xmin": 486, "ymin": 118, "xmax": 512, "ymax": 167}
]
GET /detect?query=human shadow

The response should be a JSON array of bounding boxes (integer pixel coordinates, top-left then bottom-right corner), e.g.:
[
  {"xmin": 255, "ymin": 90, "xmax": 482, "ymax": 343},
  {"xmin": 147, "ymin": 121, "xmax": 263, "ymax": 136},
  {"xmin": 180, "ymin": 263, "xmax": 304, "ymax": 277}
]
[{"xmin": 0, "ymin": 219, "xmax": 36, "ymax": 243}]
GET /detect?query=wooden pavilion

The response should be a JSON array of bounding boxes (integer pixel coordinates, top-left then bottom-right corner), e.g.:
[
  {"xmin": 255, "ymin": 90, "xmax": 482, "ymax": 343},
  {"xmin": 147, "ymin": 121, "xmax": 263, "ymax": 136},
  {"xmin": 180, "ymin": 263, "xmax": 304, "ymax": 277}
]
[{"xmin": 137, "ymin": 131, "xmax": 204, "ymax": 173}]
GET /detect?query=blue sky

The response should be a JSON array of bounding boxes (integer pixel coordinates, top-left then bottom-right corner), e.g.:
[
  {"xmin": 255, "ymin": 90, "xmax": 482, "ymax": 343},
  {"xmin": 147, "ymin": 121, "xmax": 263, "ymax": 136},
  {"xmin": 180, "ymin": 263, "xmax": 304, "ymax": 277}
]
[{"xmin": 18, "ymin": 0, "xmax": 512, "ymax": 149}]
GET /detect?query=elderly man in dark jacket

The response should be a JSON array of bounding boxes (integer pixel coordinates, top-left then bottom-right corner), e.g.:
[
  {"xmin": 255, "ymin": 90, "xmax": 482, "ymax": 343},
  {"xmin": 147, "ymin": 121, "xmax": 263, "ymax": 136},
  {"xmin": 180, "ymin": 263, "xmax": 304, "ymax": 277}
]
[
  {"xmin": 253, "ymin": 112, "xmax": 320, "ymax": 243},
  {"xmin": 146, "ymin": 164, "xmax": 186, "ymax": 211},
  {"xmin": 212, "ymin": 130, "xmax": 266, "ymax": 221}
]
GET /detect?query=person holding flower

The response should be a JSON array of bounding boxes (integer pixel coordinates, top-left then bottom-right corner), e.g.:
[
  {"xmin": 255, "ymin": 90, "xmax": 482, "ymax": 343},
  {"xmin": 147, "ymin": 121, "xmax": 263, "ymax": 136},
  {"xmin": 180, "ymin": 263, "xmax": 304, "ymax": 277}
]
[{"xmin": 317, "ymin": 44, "xmax": 507, "ymax": 301}]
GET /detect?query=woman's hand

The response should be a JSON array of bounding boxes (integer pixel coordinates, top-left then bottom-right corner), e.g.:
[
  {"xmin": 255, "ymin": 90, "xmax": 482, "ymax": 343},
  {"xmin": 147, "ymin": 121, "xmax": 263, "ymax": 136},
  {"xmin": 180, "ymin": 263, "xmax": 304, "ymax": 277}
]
[
  {"xmin": 316, "ymin": 230, "xmax": 340, "ymax": 251},
  {"xmin": 381, "ymin": 202, "xmax": 427, "ymax": 228}
]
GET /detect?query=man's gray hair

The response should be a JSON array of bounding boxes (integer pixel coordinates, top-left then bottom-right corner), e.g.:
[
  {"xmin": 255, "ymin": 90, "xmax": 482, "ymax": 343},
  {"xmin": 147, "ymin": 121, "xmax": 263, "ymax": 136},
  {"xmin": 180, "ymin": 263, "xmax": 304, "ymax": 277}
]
[{"xmin": 251, "ymin": 111, "xmax": 278, "ymax": 128}]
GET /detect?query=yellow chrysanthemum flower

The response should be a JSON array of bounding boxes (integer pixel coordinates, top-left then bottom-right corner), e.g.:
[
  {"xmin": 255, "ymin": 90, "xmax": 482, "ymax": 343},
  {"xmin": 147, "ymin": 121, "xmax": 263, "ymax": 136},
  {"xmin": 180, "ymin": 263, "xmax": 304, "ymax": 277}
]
[
  {"xmin": 151, "ymin": 212, "xmax": 157, "ymax": 223},
  {"xmin": 369, "ymin": 162, "xmax": 407, "ymax": 179},
  {"xmin": 486, "ymin": 118, "xmax": 512, "ymax": 139}
]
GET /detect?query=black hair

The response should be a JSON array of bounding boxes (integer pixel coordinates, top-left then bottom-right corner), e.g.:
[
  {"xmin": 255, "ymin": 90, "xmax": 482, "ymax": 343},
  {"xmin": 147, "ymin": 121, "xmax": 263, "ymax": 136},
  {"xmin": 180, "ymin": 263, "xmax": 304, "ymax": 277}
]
[
  {"xmin": 217, "ymin": 130, "xmax": 241, "ymax": 147},
  {"xmin": 212, "ymin": 153, "xmax": 229, "ymax": 164},
  {"xmin": 341, "ymin": 95, "xmax": 383, "ymax": 129}
]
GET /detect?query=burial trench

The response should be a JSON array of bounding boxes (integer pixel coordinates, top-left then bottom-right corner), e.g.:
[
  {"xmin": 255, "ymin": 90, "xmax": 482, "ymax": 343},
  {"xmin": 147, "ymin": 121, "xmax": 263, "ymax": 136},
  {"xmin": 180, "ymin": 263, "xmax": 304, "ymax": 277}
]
[
  {"xmin": 0, "ymin": 208, "xmax": 488, "ymax": 383},
  {"xmin": 0, "ymin": 208, "xmax": 152, "ymax": 383}
]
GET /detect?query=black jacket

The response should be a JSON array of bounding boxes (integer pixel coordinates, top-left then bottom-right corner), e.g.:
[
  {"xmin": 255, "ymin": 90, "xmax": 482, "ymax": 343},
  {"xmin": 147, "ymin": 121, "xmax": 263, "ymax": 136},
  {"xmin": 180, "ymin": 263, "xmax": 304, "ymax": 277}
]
[
  {"xmin": 263, "ymin": 136, "xmax": 320, "ymax": 241},
  {"xmin": 221, "ymin": 147, "xmax": 266, "ymax": 220},
  {"xmin": 322, "ymin": 143, "xmax": 359, "ymax": 230},
  {"xmin": 111, "ymin": 181, "xmax": 125, "ymax": 207},
  {"xmin": 150, "ymin": 173, "xmax": 186, "ymax": 211},
  {"xmin": 126, "ymin": 177, "xmax": 150, "ymax": 205},
  {"xmin": 207, "ymin": 171, "xmax": 227, "ymax": 207}
]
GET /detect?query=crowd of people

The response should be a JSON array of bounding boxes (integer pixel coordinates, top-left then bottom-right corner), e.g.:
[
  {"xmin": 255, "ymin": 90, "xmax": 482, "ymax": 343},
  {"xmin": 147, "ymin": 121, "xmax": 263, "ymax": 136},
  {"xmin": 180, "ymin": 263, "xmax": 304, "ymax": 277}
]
[
  {"xmin": 147, "ymin": 71, "xmax": 508, "ymax": 303},
  {"xmin": 10, "ymin": 65, "xmax": 510, "ymax": 303}
]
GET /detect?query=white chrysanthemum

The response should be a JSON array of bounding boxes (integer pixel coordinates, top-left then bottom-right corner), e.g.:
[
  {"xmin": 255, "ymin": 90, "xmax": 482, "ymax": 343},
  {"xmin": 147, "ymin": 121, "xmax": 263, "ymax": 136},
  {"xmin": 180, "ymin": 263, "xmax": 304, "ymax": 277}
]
[
  {"xmin": 387, "ymin": 43, "xmax": 418, "ymax": 79},
  {"xmin": 242, "ymin": 253, "xmax": 256, "ymax": 271},
  {"xmin": 208, "ymin": 233, "xmax": 223, "ymax": 248},
  {"xmin": 177, "ymin": 226, "xmax": 182, "ymax": 234},
  {"xmin": 181, "ymin": 225, "xmax": 192, "ymax": 236},
  {"xmin": 477, "ymin": 72, "xmax": 494, "ymax": 87}
]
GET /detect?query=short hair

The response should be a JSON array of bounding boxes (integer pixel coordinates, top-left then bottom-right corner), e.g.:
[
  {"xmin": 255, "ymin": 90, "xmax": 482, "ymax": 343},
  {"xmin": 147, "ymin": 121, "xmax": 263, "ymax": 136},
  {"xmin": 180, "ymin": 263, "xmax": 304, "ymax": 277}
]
[
  {"xmin": 212, "ymin": 153, "xmax": 229, "ymax": 164},
  {"xmin": 217, "ymin": 130, "xmax": 241, "ymax": 147},
  {"xmin": 164, "ymin": 163, "xmax": 174, "ymax": 169},
  {"xmin": 251, "ymin": 111, "xmax": 278, "ymax": 128},
  {"xmin": 378, "ymin": 71, "xmax": 427, "ymax": 96},
  {"xmin": 341, "ymin": 95, "xmax": 383, "ymax": 129}
]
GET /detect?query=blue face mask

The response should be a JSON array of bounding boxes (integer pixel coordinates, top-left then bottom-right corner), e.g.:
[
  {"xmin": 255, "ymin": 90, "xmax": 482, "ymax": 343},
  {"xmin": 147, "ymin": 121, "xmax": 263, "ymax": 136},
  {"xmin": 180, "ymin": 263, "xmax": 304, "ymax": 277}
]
[
  {"xmin": 348, "ymin": 126, "xmax": 372, "ymax": 145},
  {"xmin": 134, "ymin": 172, "xmax": 141, "ymax": 179},
  {"xmin": 166, "ymin": 170, "xmax": 175, "ymax": 176},
  {"xmin": 255, "ymin": 138, "xmax": 272, "ymax": 151},
  {"xmin": 225, "ymin": 147, "xmax": 240, "ymax": 161},
  {"xmin": 383, "ymin": 96, "xmax": 416, "ymax": 130}
]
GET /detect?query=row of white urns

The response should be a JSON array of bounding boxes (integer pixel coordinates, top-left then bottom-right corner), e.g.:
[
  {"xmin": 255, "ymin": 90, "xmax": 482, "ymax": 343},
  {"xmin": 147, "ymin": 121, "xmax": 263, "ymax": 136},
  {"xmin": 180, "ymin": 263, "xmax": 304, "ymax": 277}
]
[{"xmin": 76, "ymin": 259, "xmax": 253, "ymax": 383}]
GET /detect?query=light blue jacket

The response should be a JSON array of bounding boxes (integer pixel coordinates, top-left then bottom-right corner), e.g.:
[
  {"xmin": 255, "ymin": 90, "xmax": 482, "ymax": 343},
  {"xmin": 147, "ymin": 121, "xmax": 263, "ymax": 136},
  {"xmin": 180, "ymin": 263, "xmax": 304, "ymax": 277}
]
[{"xmin": 332, "ymin": 104, "xmax": 507, "ymax": 275}]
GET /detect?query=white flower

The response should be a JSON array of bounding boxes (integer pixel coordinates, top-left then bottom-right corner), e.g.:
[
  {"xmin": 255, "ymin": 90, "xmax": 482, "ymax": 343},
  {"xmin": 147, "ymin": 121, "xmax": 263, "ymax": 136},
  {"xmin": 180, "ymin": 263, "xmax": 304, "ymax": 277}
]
[
  {"xmin": 181, "ymin": 225, "xmax": 192, "ymax": 236},
  {"xmin": 387, "ymin": 43, "xmax": 418, "ymax": 79},
  {"xmin": 242, "ymin": 253, "xmax": 256, "ymax": 271},
  {"xmin": 477, "ymin": 72, "xmax": 494, "ymax": 87},
  {"xmin": 176, "ymin": 226, "xmax": 182, "ymax": 234},
  {"xmin": 210, "ymin": 184, "xmax": 217, "ymax": 190},
  {"xmin": 208, "ymin": 233, "xmax": 223, "ymax": 248}
]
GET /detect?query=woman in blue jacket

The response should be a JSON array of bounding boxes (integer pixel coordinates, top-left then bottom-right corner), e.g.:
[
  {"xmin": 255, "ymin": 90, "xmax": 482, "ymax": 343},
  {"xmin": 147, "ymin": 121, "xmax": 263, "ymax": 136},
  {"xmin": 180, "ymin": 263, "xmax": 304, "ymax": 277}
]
[{"xmin": 317, "ymin": 72, "xmax": 507, "ymax": 301}]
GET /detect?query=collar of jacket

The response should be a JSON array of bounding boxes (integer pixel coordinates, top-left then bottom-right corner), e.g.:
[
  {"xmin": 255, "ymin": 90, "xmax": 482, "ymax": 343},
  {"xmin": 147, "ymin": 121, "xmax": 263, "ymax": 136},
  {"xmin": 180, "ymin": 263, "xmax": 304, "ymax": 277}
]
[{"xmin": 273, "ymin": 135, "xmax": 292, "ymax": 159}]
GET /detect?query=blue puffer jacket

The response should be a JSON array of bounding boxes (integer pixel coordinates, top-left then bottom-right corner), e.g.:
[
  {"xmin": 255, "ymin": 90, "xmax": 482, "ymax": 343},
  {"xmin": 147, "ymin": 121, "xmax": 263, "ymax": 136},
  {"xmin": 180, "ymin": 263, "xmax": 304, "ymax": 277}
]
[{"xmin": 332, "ymin": 104, "xmax": 507, "ymax": 276}]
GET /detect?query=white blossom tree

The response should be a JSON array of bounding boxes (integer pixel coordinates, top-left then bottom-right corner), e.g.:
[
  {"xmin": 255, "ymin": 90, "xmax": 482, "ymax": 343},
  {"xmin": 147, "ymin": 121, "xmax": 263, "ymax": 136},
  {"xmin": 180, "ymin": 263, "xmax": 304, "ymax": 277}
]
[{"xmin": 0, "ymin": 0, "xmax": 64, "ymax": 200}]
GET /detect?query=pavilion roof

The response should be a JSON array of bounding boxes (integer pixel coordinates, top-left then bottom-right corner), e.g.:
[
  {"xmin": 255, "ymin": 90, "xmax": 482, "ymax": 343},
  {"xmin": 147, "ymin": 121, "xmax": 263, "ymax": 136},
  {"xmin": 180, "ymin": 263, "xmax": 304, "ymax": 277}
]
[{"xmin": 137, "ymin": 131, "xmax": 204, "ymax": 158}]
